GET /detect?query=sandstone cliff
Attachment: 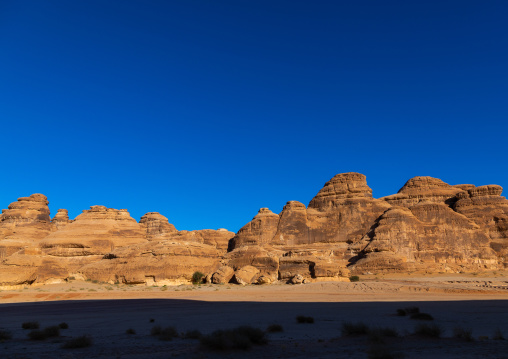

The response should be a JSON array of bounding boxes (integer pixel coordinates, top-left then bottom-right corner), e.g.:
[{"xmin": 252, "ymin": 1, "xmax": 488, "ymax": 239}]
[{"xmin": 1, "ymin": 172, "xmax": 507, "ymax": 287}]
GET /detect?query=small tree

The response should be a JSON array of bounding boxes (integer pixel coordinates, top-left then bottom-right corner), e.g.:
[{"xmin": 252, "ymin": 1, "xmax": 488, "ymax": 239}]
[{"xmin": 191, "ymin": 271, "xmax": 205, "ymax": 285}]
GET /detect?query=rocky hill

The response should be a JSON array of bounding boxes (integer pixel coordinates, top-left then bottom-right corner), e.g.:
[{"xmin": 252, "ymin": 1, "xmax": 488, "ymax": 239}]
[{"xmin": 1, "ymin": 173, "xmax": 506, "ymax": 288}]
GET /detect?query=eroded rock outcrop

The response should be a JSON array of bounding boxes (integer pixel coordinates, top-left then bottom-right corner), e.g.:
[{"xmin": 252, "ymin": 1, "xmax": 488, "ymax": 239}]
[
  {"xmin": 79, "ymin": 241, "xmax": 221, "ymax": 285},
  {"xmin": 454, "ymin": 185, "xmax": 508, "ymax": 266},
  {"xmin": 352, "ymin": 203, "xmax": 498, "ymax": 273},
  {"xmin": 381, "ymin": 176, "xmax": 463, "ymax": 208},
  {"xmin": 139, "ymin": 212, "xmax": 177, "ymax": 240},
  {"xmin": 51, "ymin": 209, "xmax": 71, "ymax": 230},
  {"xmin": 1, "ymin": 172, "xmax": 507, "ymax": 287},
  {"xmin": 0, "ymin": 194, "xmax": 52, "ymax": 257}
]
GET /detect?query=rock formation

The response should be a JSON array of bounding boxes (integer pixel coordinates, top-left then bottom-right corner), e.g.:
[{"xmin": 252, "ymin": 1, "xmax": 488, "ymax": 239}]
[
  {"xmin": 380, "ymin": 176, "xmax": 463, "ymax": 207},
  {"xmin": 0, "ymin": 194, "xmax": 52, "ymax": 257},
  {"xmin": 51, "ymin": 209, "xmax": 71, "ymax": 230},
  {"xmin": 139, "ymin": 212, "xmax": 177, "ymax": 240},
  {"xmin": 453, "ymin": 185, "xmax": 508, "ymax": 266},
  {"xmin": 0, "ymin": 172, "xmax": 507, "ymax": 287}
]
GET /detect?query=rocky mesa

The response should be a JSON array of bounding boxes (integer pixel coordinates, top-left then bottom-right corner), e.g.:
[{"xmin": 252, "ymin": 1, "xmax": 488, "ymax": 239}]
[{"xmin": 1, "ymin": 172, "xmax": 507, "ymax": 288}]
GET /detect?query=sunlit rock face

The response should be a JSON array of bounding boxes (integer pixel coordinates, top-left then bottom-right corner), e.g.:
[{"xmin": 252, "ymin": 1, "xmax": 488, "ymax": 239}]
[
  {"xmin": 0, "ymin": 194, "xmax": 52, "ymax": 257},
  {"xmin": 454, "ymin": 185, "xmax": 508, "ymax": 266},
  {"xmin": 1, "ymin": 172, "xmax": 508, "ymax": 287},
  {"xmin": 380, "ymin": 176, "xmax": 463, "ymax": 208}
]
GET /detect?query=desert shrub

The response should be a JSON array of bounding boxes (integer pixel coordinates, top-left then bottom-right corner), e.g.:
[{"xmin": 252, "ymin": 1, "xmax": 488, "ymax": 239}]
[
  {"xmin": 236, "ymin": 326, "xmax": 266, "ymax": 345},
  {"xmin": 0, "ymin": 329, "xmax": 12, "ymax": 340},
  {"xmin": 396, "ymin": 309, "xmax": 406, "ymax": 316},
  {"xmin": 58, "ymin": 322, "xmax": 69, "ymax": 329},
  {"xmin": 159, "ymin": 326, "xmax": 179, "ymax": 341},
  {"xmin": 22, "ymin": 321, "xmax": 39, "ymax": 330},
  {"xmin": 404, "ymin": 307, "xmax": 420, "ymax": 315},
  {"xmin": 296, "ymin": 315, "xmax": 314, "ymax": 324},
  {"xmin": 43, "ymin": 325, "xmax": 60, "ymax": 338},
  {"xmin": 414, "ymin": 324, "xmax": 442, "ymax": 338},
  {"xmin": 349, "ymin": 275, "xmax": 360, "ymax": 282},
  {"xmin": 151, "ymin": 325, "xmax": 162, "ymax": 336},
  {"xmin": 410, "ymin": 313, "xmax": 433, "ymax": 321},
  {"xmin": 126, "ymin": 328, "xmax": 136, "ymax": 335},
  {"xmin": 200, "ymin": 326, "xmax": 266, "ymax": 351},
  {"xmin": 453, "ymin": 327, "xmax": 473, "ymax": 342},
  {"xmin": 61, "ymin": 335, "xmax": 92, "ymax": 349},
  {"xmin": 266, "ymin": 324, "xmax": 283, "ymax": 333},
  {"xmin": 149, "ymin": 318, "xmax": 155, "ymax": 323},
  {"xmin": 370, "ymin": 327, "xmax": 398, "ymax": 338},
  {"xmin": 192, "ymin": 271, "xmax": 205, "ymax": 284},
  {"xmin": 28, "ymin": 330, "xmax": 47, "ymax": 340},
  {"xmin": 367, "ymin": 344, "xmax": 404, "ymax": 359},
  {"xmin": 493, "ymin": 327, "xmax": 505, "ymax": 340},
  {"xmin": 184, "ymin": 329, "xmax": 202, "ymax": 339},
  {"xmin": 342, "ymin": 322, "xmax": 369, "ymax": 336}
]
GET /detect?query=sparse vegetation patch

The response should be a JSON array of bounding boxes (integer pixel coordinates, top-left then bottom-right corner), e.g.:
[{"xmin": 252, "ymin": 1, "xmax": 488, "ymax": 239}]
[
  {"xmin": 61, "ymin": 335, "xmax": 92, "ymax": 349},
  {"xmin": 342, "ymin": 322, "xmax": 369, "ymax": 336},
  {"xmin": 0, "ymin": 329, "xmax": 13, "ymax": 340},
  {"xmin": 453, "ymin": 327, "xmax": 473, "ymax": 342},
  {"xmin": 414, "ymin": 324, "xmax": 442, "ymax": 338},
  {"xmin": 296, "ymin": 315, "xmax": 314, "ymax": 324},
  {"xmin": 267, "ymin": 324, "xmax": 283, "ymax": 332},
  {"xmin": 22, "ymin": 321, "xmax": 39, "ymax": 330},
  {"xmin": 200, "ymin": 326, "xmax": 267, "ymax": 351}
]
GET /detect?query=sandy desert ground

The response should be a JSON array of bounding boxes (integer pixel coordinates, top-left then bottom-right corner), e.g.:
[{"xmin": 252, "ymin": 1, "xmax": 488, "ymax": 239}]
[{"xmin": 1, "ymin": 273, "xmax": 508, "ymax": 359}]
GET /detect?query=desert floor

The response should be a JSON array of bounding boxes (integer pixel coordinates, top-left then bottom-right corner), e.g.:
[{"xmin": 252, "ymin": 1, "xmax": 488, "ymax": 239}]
[{"xmin": 1, "ymin": 273, "xmax": 507, "ymax": 358}]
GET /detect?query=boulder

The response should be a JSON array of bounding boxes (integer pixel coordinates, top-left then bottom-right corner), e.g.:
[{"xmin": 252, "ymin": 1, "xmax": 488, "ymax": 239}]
[
  {"xmin": 290, "ymin": 274, "xmax": 304, "ymax": 284},
  {"xmin": 211, "ymin": 265, "xmax": 235, "ymax": 284},
  {"xmin": 233, "ymin": 265, "xmax": 260, "ymax": 285}
]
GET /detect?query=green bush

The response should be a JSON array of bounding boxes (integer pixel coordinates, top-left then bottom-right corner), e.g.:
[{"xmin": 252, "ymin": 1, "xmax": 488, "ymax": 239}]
[
  {"xmin": 192, "ymin": 271, "xmax": 205, "ymax": 284},
  {"xmin": 296, "ymin": 315, "xmax": 314, "ymax": 324},
  {"xmin": 22, "ymin": 321, "xmax": 39, "ymax": 330},
  {"xmin": 200, "ymin": 326, "xmax": 267, "ymax": 351},
  {"xmin": 58, "ymin": 322, "xmax": 69, "ymax": 329},
  {"xmin": 342, "ymin": 322, "xmax": 369, "ymax": 336},
  {"xmin": 61, "ymin": 335, "xmax": 92, "ymax": 349},
  {"xmin": 349, "ymin": 275, "xmax": 360, "ymax": 282},
  {"xmin": 414, "ymin": 324, "xmax": 442, "ymax": 338}
]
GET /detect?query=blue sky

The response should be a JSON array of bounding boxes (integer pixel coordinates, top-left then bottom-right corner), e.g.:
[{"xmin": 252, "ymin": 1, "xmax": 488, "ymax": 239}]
[{"xmin": 0, "ymin": 1, "xmax": 507, "ymax": 232}]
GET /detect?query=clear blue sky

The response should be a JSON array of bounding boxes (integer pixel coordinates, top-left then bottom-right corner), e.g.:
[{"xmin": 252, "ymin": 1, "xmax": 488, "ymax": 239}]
[{"xmin": 1, "ymin": 1, "xmax": 507, "ymax": 232}]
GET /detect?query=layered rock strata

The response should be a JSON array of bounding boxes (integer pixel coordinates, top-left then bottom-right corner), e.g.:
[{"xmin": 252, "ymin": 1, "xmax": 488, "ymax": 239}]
[{"xmin": 1, "ymin": 172, "xmax": 507, "ymax": 287}]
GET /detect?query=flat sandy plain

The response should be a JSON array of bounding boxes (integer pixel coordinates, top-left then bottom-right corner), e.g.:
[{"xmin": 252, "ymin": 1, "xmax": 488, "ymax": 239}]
[{"xmin": 1, "ymin": 272, "xmax": 508, "ymax": 359}]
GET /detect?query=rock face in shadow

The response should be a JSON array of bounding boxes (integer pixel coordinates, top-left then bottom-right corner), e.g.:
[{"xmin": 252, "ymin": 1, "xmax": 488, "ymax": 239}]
[{"xmin": 1, "ymin": 172, "xmax": 507, "ymax": 287}]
